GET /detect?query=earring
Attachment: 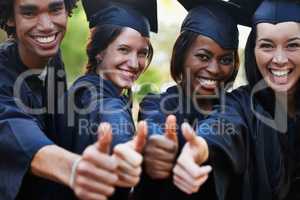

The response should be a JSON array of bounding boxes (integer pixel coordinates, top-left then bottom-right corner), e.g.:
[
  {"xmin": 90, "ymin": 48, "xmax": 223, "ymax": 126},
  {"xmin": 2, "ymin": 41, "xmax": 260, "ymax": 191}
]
[{"xmin": 96, "ymin": 59, "xmax": 102, "ymax": 65}]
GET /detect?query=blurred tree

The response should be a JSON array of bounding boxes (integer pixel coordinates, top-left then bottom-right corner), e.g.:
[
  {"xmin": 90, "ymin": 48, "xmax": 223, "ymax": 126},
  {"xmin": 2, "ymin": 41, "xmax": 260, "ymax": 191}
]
[
  {"xmin": 61, "ymin": 2, "xmax": 89, "ymax": 83},
  {"xmin": 0, "ymin": 30, "xmax": 6, "ymax": 42}
]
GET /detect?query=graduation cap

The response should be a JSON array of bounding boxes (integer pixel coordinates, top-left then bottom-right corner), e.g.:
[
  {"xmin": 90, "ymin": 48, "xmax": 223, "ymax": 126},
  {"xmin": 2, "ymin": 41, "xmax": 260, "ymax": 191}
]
[
  {"xmin": 229, "ymin": 0, "xmax": 300, "ymax": 26},
  {"xmin": 82, "ymin": 0, "xmax": 158, "ymax": 37},
  {"xmin": 178, "ymin": 0, "xmax": 240, "ymax": 49},
  {"xmin": 253, "ymin": 0, "xmax": 300, "ymax": 26},
  {"xmin": 228, "ymin": 0, "xmax": 262, "ymax": 26}
]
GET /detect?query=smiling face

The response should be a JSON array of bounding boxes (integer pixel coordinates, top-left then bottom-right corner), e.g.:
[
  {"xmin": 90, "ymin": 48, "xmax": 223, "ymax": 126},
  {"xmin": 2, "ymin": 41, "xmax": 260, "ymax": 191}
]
[
  {"xmin": 183, "ymin": 35, "xmax": 235, "ymax": 96},
  {"xmin": 255, "ymin": 22, "xmax": 300, "ymax": 95},
  {"xmin": 11, "ymin": 0, "xmax": 68, "ymax": 68},
  {"xmin": 96, "ymin": 27, "xmax": 150, "ymax": 91}
]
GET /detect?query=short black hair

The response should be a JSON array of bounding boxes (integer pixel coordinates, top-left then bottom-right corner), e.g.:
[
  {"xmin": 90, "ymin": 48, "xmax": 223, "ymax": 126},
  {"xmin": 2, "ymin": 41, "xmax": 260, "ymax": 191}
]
[{"xmin": 0, "ymin": 0, "xmax": 78, "ymax": 36}]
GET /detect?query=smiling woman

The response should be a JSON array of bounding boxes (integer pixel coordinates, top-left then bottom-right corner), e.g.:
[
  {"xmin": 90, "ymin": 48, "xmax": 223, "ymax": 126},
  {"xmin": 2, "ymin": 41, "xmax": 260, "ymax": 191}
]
[
  {"xmin": 64, "ymin": 0, "xmax": 158, "ymax": 199},
  {"xmin": 133, "ymin": 0, "xmax": 240, "ymax": 199},
  {"xmin": 86, "ymin": 26, "xmax": 153, "ymax": 92},
  {"xmin": 255, "ymin": 22, "xmax": 300, "ymax": 94}
]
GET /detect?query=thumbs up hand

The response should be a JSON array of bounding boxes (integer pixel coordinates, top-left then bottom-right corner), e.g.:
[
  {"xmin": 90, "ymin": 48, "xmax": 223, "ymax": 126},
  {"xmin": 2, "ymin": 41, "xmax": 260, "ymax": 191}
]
[
  {"xmin": 144, "ymin": 115, "xmax": 178, "ymax": 179},
  {"xmin": 173, "ymin": 123, "xmax": 212, "ymax": 195},
  {"xmin": 73, "ymin": 122, "xmax": 118, "ymax": 200},
  {"xmin": 113, "ymin": 121, "xmax": 148, "ymax": 187}
]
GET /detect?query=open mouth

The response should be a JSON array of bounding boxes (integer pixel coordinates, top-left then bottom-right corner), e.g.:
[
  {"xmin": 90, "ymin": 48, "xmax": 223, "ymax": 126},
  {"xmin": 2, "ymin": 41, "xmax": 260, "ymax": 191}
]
[
  {"xmin": 197, "ymin": 77, "xmax": 218, "ymax": 89},
  {"xmin": 269, "ymin": 69, "xmax": 292, "ymax": 77},
  {"xmin": 268, "ymin": 68, "xmax": 293, "ymax": 85},
  {"xmin": 31, "ymin": 33, "xmax": 58, "ymax": 45}
]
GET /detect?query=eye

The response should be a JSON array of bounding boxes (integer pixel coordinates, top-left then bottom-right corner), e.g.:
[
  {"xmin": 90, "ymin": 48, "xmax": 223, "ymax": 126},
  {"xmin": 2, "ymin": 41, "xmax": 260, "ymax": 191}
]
[
  {"xmin": 138, "ymin": 49, "xmax": 149, "ymax": 58},
  {"xmin": 220, "ymin": 56, "xmax": 234, "ymax": 65},
  {"xmin": 118, "ymin": 47, "xmax": 130, "ymax": 54},
  {"xmin": 259, "ymin": 43, "xmax": 274, "ymax": 50},
  {"xmin": 50, "ymin": 7, "xmax": 64, "ymax": 15},
  {"xmin": 195, "ymin": 54, "xmax": 210, "ymax": 62},
  {"xmin": 21, "ymin": 11, "xmax": 36, "ymax": 18},
  {"xmin": 287, "ymin": 42, "xmax": 300, "ymax": 50}
]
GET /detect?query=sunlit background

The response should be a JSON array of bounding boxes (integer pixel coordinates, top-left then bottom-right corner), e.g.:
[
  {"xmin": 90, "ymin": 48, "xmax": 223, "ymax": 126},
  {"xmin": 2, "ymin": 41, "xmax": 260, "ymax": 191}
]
[{"xmin": 0, "ymin": 0, "xmax": 251, "ymax": 117}]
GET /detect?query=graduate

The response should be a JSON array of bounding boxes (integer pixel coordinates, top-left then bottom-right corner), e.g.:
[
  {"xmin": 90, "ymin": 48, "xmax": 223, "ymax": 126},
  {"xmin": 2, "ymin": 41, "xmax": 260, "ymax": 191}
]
[
  {"xmin": 133, "ymin": 0, "xmax": 241, "ymax": 199},
  {"xmin": 66, "ymin": 0, "xmax": 157, "ymax": 198},
  {"xmin": 171, "ymin": 0, "xmax": 300, "ymax": 199},
  {"xmin": 0, "ymin": 0, "xmax": 124, "ymax": 200}
]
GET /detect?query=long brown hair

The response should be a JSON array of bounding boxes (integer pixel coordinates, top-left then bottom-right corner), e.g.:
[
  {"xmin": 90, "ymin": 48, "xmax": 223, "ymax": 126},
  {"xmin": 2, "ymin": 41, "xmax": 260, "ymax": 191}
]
[{"xmin": 85, "ymin": 24, "xmax": 153, "ymax": 74}]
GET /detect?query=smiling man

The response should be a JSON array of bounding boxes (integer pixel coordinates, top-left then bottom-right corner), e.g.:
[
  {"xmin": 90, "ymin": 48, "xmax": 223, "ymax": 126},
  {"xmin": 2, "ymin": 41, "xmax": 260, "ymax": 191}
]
[{"xmin": 0, "ymin": 1, "xmax": 120, "ymax": 200}]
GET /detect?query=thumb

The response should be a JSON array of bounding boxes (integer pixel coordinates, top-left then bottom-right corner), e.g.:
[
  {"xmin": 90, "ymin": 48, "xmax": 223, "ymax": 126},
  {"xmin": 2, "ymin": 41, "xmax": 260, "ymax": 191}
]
[
  {"xmin": 181, "ymin": 122, "xmax": 197, "ymax": 146},
  {"xmin": 181, "ymin": 122, "xmax": 208, "ymax": 164},
  {"xmin": 165, "ymin": 115, "xmax": 178, "ymax": 143},
  {"xmin": 134, "ymin": 121, "xmax": 148, "ymax": 153},
  {"xmin": 97, "ymin": 122, "xmax": 112, "ymax": 154}
]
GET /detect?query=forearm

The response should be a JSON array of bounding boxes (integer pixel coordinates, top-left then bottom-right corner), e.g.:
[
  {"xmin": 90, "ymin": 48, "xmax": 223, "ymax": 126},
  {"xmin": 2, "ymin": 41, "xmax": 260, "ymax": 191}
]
[{"xmin": 30, "ymin": 145, "xmax": 80, "ymax": 188}]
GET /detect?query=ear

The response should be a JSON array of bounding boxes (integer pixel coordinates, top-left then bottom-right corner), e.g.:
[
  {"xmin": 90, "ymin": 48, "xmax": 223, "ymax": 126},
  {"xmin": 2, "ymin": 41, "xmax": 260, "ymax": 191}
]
[
  {"xmin": 6, "ymin": 18, "xmax": 15, "ymax": 27},
  {"xmin": 95, "ymin": 51, "xmax": 105, "ymax": 63}
]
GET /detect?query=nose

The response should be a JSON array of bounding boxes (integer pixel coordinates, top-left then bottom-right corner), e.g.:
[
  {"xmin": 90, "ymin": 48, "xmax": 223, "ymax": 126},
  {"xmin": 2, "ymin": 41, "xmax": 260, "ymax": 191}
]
[
  {"xmin": 207, "ymin": 59, "xmax": 220, "ymax": 75},
  {"xmin": 272, "ymin": 47, "xmax": 288, "ymax": 65},
  {"xmin": 127, "ymin": 53, "xmax": 139, "ymax": 70},
  {"xmin": 37, "ymin": 14, "xmax": 54, "ymax": 32}
]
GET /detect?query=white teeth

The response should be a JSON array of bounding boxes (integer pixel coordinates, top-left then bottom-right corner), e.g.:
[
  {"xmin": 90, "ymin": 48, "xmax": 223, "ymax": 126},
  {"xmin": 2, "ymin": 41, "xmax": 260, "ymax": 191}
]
[
  {"xmin": 198, "ymin": 78, "xmax": 217, "ymax": 86},
  {"xmin": 35, "ymin": 35, "xmax": 56, "ymax": 44},
  {"xmin": 270, "ymin": 69, "xmax": 290, "ymax": 77}
]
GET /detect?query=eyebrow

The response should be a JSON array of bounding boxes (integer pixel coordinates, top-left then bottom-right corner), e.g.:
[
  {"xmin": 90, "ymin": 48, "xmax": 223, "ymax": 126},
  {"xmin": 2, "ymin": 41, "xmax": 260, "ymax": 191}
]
[
  {"xmin": 19, "ymin": 4, "xmax": 38, "ymax": 13},
  {"xmin": 197, "ymin": 49, "xmax": 233, "ymax": 57},
  {"xmin": 19, "ymin": 0, "xmax": 64, "ymax": 12},
  {"xmin": 197, "ymin": 49, "xmax": 213, "ymax": 56},
  {"xmin": 49, "ymin": 1, "xmax": 65, "ymax": 10},
  {"xmin": 287, "ymin": 37, "xmax": 300, "ymax": 42},
  {"xmin": 257, "ymin": 38, "xmax": 273, "ymax": 43}
]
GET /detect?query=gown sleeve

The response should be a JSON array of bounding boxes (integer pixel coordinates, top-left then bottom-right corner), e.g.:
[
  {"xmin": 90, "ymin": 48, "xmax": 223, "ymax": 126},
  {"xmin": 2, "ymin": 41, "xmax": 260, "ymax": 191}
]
[
  {"xmin": 138, "ymin": 93, "xmax": 165, "ymax": 136},
  {"xmin": 133, "ymin": 93, "xmax": 171, "ymax": 200},
  {"xmin": 73, "ymin": 87, "xmax": 135, "ymax": 153},
  {"xmin": 0, "ymin": 85, "xmax": 53, "ymax": 200},
  {"xmin": 195, "ymin": 90, "xmax": 250, "ymax": 200}
]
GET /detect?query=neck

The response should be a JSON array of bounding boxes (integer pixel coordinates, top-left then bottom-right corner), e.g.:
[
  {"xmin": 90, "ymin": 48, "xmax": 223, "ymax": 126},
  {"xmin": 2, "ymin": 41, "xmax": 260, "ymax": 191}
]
[
  {"xmin": 97, "ymin": 71, "xmax": 123, "ymax": 95},
  {"xmin": 196, "ymin": 98, "xmax": 213, "ymax": 113},
  {"xmin": 18, "ymin": 44, "xmax": 49, "ymax": 69}
]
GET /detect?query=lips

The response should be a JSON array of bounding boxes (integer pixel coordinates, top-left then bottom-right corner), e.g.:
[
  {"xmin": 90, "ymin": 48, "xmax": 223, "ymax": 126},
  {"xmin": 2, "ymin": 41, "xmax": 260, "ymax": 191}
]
[
  {"xmin": 119, "ymin": 68, "xmax": 138, "ymax": 82},
  {"xmin": 269, "ymin": 68, "xmax": 293, "ymax": 84},
  {"xmin": 197, "ymin": 77, "xmax": 218, "ymax": 90},
  {"xmin": 30, "ymin": 33, "xmax": 59, "ymax": 50},
  {"xmin": 34, "ymin": 35, "xmax": 56, "ymax": 44}
]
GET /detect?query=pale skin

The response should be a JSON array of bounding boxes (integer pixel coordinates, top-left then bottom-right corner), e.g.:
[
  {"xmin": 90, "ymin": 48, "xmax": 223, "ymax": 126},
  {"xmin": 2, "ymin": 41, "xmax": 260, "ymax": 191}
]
[
  {"xmin": 172, "ymin": 123, "xmax": 212, "ymax": 194},
  {"xmin": 31, "ymin": 121, "xmax": 148, "ymax": 200}
]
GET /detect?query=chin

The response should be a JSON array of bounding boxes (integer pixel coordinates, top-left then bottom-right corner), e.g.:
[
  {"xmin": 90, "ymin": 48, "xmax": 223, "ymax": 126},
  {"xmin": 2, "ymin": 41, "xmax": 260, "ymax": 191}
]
[{"xmin": 35, "ymin": 47, "xmax": 60, "ymax": 59}]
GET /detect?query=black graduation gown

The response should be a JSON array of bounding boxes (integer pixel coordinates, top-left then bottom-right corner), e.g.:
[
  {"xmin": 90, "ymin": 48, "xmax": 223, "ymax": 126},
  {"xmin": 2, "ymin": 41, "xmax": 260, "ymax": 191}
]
[
  {"xmin": 193, "ymin": 85, "xmax": 300, "ymax": 200},
  {"xmin": 134, "ymin": 85, "xmax": 218, "ymax": 200},
  {"xmin": 0, "ymin": 41, "xmax": 74, "ymax": 200},
  {"xmin": 68, "ymin": 74, "xmax": 135, "ymax": 199}
]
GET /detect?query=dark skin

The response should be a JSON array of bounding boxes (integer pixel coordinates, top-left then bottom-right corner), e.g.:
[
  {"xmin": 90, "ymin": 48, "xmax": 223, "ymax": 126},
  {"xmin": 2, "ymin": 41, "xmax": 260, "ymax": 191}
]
[{"xmin": 143, "ymin": 34, "xmax": 236, "ymax": 181}]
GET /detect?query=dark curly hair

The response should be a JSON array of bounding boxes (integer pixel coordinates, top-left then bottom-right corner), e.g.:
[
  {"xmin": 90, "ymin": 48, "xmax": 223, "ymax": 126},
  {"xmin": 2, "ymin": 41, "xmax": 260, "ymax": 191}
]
[{"xmin": 0, "ymin": 0, "xmax": 78, "ymax": 36}]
